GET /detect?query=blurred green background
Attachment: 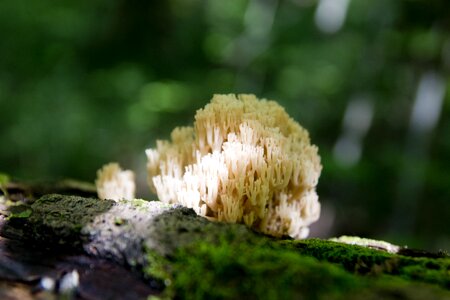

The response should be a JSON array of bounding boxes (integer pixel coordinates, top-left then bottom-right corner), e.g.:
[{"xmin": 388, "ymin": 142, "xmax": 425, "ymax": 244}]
[{"xmin": 0, "ymin": 0, "xmax": 449, "ymax": 251}]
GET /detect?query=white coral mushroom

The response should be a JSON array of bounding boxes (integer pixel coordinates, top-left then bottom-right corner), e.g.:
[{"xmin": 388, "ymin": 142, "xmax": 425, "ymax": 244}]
[
  {"xmin": 146, "ymin": 94, "xmax": 322, "ymax": 239},
  {"xmin": 96, "ymin": 163, "xmax": 136, "ymax": 201}
]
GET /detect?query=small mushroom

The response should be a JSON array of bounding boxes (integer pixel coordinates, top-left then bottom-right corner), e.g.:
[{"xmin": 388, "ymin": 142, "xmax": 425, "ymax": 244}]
[{"xmin": 96, "ymin": 163, "xmax": 135, "ymax": 201}]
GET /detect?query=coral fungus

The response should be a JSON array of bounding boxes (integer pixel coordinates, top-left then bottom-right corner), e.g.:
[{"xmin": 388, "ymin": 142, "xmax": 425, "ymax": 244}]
[
  {"xmin": 146, "ymin": 94, "xmax": 322, "ymax": 238},
  {"xmin": 96, "ymin": 163, "xmax": 135, "ymax": 201}
]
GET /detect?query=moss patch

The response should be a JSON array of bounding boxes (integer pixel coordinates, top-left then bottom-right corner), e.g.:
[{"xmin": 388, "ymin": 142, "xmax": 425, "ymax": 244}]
[
  {"xmin": 144, "ymin": 232, "xmax": 450, "ymax": 299},
  {"xmin": 139, "ymin": 218, "xmax": 450, "ymax": 300},
  {"xmin": 12, "ymin": 194, "xmax": 113, "ymax": 247},
  {"xmin": 145, "ymin": 236, "xmax": 450, "ymax": 300},
  {"xmin": 283, "ymin": 239, "xmax": 450, "ymax": 289},
  {"xmin": 171, "ymin": 240, "xmax": 359, "ymax": 300}
]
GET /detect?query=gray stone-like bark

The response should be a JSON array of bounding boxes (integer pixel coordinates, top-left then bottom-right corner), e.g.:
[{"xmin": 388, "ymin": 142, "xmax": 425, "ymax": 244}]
[{"xmin": 2, "ymin": 194, "xmax": 258, "ymax": 268}]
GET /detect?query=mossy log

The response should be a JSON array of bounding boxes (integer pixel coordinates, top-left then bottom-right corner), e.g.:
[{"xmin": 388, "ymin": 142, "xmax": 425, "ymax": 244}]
[{"xmin": 1, "ymin": 194, "xmax": 449, "ymax": 299}]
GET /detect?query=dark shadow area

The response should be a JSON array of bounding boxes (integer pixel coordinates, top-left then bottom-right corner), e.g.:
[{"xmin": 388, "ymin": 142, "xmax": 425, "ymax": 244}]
[
  {"xmin": 0, "ymin": 237, "xmax": 157, "ymax": 300},
  {"xmin": 0, "ymin": 188, "xmax": 161, "ymax": 299}
]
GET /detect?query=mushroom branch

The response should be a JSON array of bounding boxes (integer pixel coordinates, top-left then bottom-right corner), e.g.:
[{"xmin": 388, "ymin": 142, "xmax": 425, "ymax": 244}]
[{"xmin": 146, "ymin": 94, "xmax": 322, "ymax": 239}]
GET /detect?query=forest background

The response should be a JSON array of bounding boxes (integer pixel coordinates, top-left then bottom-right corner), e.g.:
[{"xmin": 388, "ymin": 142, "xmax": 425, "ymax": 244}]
[{"xmin": 0, "ymin": 0, "xmax": 449, "ymax": 251}]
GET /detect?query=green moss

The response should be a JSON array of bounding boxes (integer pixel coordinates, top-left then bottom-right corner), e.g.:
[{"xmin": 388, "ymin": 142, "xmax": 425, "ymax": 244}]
[
  {"xmin": 0, "ymin": 172, "xmax": 10, "ymax": 197},
  {"xmin": 281, "ymin": 239, "xmax": 395, "ymax": 272},
  {"xmin": 401, "ymin": 262, "xmax": 450, "ymax": 288},
  {"xmin": 6, "ymin": 202, "xmax": 32, "ymax": 219},
  {"xmin": 144, "ymin": 235, "xmax": 450, "ymax": 300},
  {"xmin": 127, "ymin": 198, "xmax": 148, "ymax": 209},
  {"xmin": 114, "ymin": 217, "xmax": 127, "ymax": 226},
  {"xmin": 282, "ymin": 239, "xmax": 450, "ymax": 289},
  {"xmin": 144, "ymin": 250, "xmax": 174, "ymax": 300},
  {"xmin": 141, "ymin": 227, "xmax": 450, "ymax": 299},
  {"xmin": 171, "ymin": 240, "xmax": 361, "ymax": 300},
  {"xmin": 9, "ymin": 207, "xmax": 32, "ymax": 219},
  {"xmin": 23, "ymin": 194, "xmax": 114, "ymax": 247}
]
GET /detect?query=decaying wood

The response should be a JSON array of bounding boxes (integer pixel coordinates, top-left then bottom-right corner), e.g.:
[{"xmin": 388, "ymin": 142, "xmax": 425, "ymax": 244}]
[{"xmin": 1, "ymin": 192, "xmax": 449, "ymax": 300}]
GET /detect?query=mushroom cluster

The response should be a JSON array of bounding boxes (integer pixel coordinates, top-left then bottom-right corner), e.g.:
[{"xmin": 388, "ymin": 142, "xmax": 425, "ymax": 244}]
[
  {"xmin": 96, "ymin": 163, "xmax": 135, "ymax": 201},
  {"xmin": 146, "ymin": 94, "xmax": 322, "ymax": 239}
]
